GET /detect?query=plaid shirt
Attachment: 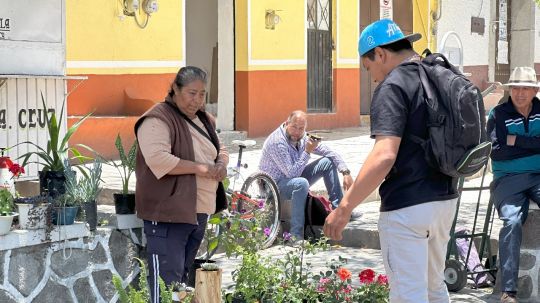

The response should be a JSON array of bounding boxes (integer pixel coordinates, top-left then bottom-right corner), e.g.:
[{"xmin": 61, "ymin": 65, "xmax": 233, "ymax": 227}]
[{"xmin": 258, "ymin": 124, "xmax": 348, "ymax": 183}]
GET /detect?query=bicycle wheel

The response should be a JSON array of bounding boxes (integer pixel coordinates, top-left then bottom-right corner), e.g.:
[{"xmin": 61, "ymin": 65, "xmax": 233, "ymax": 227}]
[
  {"xmin": 240, "ymin": 171, "xmax": 281, "ymax": 249},
  {"xmin": 195, "ymin": 218, "xmax": 221, "ymax": 260}
]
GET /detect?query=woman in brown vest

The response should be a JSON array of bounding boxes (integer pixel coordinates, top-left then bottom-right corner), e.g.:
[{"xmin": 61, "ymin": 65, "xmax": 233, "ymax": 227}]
[{"xmin": 134, "ymin": 66, "xmax": 229, "ymax": 303}]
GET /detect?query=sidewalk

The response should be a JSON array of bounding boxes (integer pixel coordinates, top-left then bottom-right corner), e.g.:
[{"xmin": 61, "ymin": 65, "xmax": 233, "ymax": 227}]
[{"xmin": 99, "ymin": 125, "xmax": 500, "ymax": 302}]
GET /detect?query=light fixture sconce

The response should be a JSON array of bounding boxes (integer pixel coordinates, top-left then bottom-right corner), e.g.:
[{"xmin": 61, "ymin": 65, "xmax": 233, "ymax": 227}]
[
  {"xmin": 265, "ymin": 9, "xmax": 281, "ymax": 30},
  {"xmin": 122, "ymin": 0, "xmax": 158, "ymax": 29}
]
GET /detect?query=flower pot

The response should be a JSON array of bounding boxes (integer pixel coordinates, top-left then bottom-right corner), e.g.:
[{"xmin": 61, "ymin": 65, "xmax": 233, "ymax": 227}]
[
  {"xmin": 83, "ymin": 200, "xmax": 98, "ymax": 231},
  {"xmin": 113, "ymin": 193, "xmax": 135, "ymax": 214},
  {"xmin": 194, "ymin": 267, "xmax": 222, "ymax": 303},
  {"xmin": 0, "ymin": 156, "xmax": 15, "ymax": 194},
  {"xmin": 39, "ymin": 170, "xmax": 67, "ymax": 198},
  {"xmin": 52, "ymin": 206, "xmax": 79, "ymax": 225},
  {"xmin": 17, "ymin": 203, "xmax": 48, "ymax": 230},
  {"xmin": 187, "ymin": 259, "xmax": 216, "ymax": 287},
  {"xmin": 0, "ymin": 213, "xmax": 17, "ymax": 235}
]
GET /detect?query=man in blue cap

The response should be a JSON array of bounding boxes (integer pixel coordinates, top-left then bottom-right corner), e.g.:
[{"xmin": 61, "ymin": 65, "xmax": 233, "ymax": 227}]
[{"xmin": 324, "ymin": 19, "xmax": 459, "ymax": 303}]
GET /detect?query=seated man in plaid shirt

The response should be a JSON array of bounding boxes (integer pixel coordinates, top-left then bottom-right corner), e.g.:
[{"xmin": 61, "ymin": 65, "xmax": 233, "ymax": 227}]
[{"xmin": 259, "ymin": 110, "xmax": 359, "ymax": 243}]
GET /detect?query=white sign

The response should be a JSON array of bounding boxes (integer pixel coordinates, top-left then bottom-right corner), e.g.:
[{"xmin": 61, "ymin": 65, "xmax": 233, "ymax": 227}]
[
  {"xmin": 380, "ymin": 0, "xmax": 393, "ymax": 20},
  {"xmin": 0, "ymin": 0, "xmax": 65, "ymax": 75},
  {"xmin": 0, "ymin": 77, "xmax": 67, "ymax": 180},
  {"xmin": 497, "ymin": 40, "xmax": 508, "ymax": 64}
]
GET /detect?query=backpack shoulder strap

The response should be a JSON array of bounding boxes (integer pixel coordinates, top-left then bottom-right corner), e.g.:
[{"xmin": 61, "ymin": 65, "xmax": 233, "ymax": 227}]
[{"xmin": 305, "ymin": 193, "xmax": 316, "ymax": 236}]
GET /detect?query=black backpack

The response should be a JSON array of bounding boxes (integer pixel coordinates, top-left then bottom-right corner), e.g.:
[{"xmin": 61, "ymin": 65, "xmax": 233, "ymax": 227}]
[{"xmin": 405, "ymin": 51, "xmax": 492, "ymax": 178}]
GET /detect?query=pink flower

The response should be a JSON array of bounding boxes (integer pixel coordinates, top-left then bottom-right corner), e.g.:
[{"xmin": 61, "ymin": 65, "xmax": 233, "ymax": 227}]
[
  {"xmin": 282, "ymin": 232, "xmax": 292, "ymax": 241},
  {"xmin": 376, "ymin": 274, "xmax": 389, "ymax": 286},
  {"xmin": 258, "ymin": 199, "xmax": 265, "ymax": 209},
  {"xmin": 359, "ymin": 268, "xmax": 376, "ymax": 284},
  {"xmin": 339, "ymin": 284, "xmax": 353, "ymax": 294},
  {"xmin": 263, "ymin": 227, "xmax": 271, "ymax": 236},
  {"xmin": 337, "ymin": 267, "xmax": 352, "ymax": 281},
  {"xmin": 316, "ymin": 277, "xmax": 331, "ymax": 293}
]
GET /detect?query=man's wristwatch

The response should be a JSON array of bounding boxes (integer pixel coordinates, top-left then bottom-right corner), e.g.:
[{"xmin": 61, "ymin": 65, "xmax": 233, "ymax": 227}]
[{"xmin": 341, "ymin": 169, "xmax": 350, "ymax": 176}]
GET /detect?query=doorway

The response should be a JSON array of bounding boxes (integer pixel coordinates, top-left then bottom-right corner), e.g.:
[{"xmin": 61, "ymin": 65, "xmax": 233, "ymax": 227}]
[
  {"xmin": 307, "ymin": 0, "xmax": 333, "ymax": 113},
  {"xmin": 359, "ymin": 0, "xmax": 412, "ymax": 114}
]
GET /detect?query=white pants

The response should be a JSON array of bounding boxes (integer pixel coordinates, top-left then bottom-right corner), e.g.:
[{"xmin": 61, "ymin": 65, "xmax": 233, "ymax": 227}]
[{"xmin": 378, "ymin": 198, "xmax": 458, "ymax": 303}]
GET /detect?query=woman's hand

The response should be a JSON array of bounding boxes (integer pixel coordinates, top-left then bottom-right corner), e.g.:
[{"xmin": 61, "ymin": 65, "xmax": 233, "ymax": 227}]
[
  {"xmin": 211, "ymin": 163, "xmax": 227, "ymax": 181},
  {"xmin": 196, "ymin": 163, "xmax": 214, "ymax": 178}
]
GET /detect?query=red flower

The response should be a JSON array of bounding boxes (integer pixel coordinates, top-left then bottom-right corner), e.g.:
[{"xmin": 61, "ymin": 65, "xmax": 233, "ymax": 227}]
[
  {"xmin": 376, "ymin": 274, "xmax": 389, "ymax": 286},
  {"xmin": 337, "ymin": 267, "xmax": 352, "ymax": 281},
  {"xmin": 359, "ymin": 268, "xmax": 376, "ymax": 284},
  {"xmin": 9, "ymin": 163, "xmax": 25, "ymax": 177}
]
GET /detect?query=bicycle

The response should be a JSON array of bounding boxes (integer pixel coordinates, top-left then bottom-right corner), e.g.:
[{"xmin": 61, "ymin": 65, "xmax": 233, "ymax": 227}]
[{"xmin": 196, "ymin": 139, "xmax": 281, "ymax": 259}]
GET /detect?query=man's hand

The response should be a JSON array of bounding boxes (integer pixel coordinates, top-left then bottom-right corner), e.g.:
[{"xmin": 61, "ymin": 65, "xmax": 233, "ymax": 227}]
[
  {"xmin": 305, "ymin": 138, "xmax": 319, "ymax": 153},
  {"xmin": 342, "ymin": 174, "xmax": 353, "ymax": 191},
  {"xmin": 507, "ymin": 135, "xmax": 516, "ymax": 146},
  {"xmin": 323, "ymin": 206, "xmax": 351, "ymax": 241}
]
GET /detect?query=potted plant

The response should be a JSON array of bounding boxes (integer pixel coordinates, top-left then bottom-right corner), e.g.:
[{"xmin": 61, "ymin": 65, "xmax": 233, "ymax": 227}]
[
  {"xmin": 18, "ymin": 92, "xmax": 93, "ymax": 198},
  {"xmin": 108, "ymin": 134, "xmax": 137, "ymax": 214},
  {"xmin": 51, "ymin": 193, "xmax": 81, "ymax": 226},
  {"xmin": 0, "ymin": 188, "xmax": 17, "ymax": 235},
  {"xmin": 15, "ymin": 195, "xmax": 52, "ymax": 230},
  {"xmin": 0, "ymin": 148, "xmax": 25, "ymax": 194},
  {"xmin": 64, "ymin": 157, "xmax": 102, "ymax": 231}
]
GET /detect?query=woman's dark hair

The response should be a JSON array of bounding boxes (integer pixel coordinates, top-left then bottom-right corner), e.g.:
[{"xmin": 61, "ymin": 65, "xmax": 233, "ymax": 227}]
[
  {"xmin": 168, "ymin": 66, "xmax": 208, "ymax": 97},
  {"xmin": 362, "ymin": 39, "xmax": 413, "ymax": 61}
]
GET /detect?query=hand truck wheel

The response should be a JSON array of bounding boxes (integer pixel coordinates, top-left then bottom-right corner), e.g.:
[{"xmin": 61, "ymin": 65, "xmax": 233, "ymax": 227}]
[{"xmin": 444, "ymin": 259, "xmax": 467, "ymax": 292}]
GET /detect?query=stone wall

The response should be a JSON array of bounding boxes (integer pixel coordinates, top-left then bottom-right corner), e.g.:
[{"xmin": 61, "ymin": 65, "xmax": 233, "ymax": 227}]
[{"xmin": 0, "ymin": 226, "xmax": 143, "ymax": 303}]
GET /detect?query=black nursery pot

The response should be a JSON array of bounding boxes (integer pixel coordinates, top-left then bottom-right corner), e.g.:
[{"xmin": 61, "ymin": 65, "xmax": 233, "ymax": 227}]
[
  {"xmin": 83, "ymin": 200, "xmax": 98, "ymax": 231},
  {"xmin": 113, "ymin": 194, "xmax": 135, "ymax": 214},
  {"xmin": 39, "ymin": 170, "xmax": 67, "ymax": 198}
]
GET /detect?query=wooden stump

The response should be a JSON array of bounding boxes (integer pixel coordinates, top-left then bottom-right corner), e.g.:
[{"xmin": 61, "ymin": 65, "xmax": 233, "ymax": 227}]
[{"xmin": 194, "ymin": 268, "xmax": 222, "ymax": 303}]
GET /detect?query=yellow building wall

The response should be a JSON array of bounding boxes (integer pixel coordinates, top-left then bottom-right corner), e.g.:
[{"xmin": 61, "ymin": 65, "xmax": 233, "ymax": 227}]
[
  {"xmin": 236, "ymin": 0, "xmax": 305, "ymax": 71},
  {"xmin": 66, "ymin": 0, "xmax": 183, "ymax": 75},
  {"xmin": 413, "ymin": 0, "xmax": 436, "ymax": 53},
  {"xmin": 336, "ymin": 0, "xmax": 359, "ymax": 69}
]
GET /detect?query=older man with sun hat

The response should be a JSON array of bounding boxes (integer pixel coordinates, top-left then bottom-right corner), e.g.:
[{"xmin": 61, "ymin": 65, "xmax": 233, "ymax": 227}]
[{"xmin": 487, "ymin": 66, "xmax": 540, "ymax": 303}]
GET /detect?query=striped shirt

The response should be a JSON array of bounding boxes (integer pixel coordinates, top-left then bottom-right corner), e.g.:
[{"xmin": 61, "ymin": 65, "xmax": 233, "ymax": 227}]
[{"xmin": 258, "ymin": 124, "xmax": 348, "ymax": 182}]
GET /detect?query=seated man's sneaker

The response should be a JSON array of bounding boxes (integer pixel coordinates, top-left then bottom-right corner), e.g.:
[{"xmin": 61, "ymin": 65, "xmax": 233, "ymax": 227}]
[
  {"xmin": 501, "ymin": 292, "xmax": 518, "ymax": 303},
  {"xmin": 286, "ymin": 237, "xmax": 307, "ymax": 247},
  {"xmin": 349, "ymin": 209, "xmax": 363, "ymax": 221}
]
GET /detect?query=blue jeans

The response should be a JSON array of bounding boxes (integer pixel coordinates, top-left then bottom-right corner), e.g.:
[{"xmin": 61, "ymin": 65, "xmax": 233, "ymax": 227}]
[
  {"xmin": 497, "ymin": 183, "xmax": 540, "ymax": 293},
  {"xmin": 144, "ymin": 214, "xmax": 208, "ymax": 303},
  {"xmin": 277, "ymin": 157, "xmax": 343, "ymax": 239}
]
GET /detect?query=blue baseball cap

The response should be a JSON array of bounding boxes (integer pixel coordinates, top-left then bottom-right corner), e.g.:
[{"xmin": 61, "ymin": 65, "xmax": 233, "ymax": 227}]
[{"xmin": 358, "ymin": 19, "xmax": 422, "ymax": 56}]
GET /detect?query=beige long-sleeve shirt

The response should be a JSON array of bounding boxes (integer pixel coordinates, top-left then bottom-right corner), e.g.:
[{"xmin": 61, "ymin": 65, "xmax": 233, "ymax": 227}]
[{"xmin": 137, "ymin": 116, "xmax": 219, "ymax": 214}]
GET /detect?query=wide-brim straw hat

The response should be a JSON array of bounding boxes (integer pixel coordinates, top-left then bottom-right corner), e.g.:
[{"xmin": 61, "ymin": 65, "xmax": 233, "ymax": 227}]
[{"xmin": 502, "ymin": 67, "xmax": 540, "ymax": 89}]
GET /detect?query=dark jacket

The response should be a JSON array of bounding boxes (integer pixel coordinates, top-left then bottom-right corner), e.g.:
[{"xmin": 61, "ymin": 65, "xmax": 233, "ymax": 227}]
[
  {"xmin": 134, "ymin": 99, "xmax": 222, "ymax": 224},
  {"xmin": 487, "ymin": 96, "xmax": 540, "ymax": 161}
]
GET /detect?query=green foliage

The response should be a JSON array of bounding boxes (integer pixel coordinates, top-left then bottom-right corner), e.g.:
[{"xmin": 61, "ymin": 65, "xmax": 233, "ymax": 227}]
[
  {"xmin": 310, "ymin": 258, "xmax": 390, "ymax": 303},
  {"xmin": 63, "ymin": 158, "xmax": 103, "ymax": 206},
  {"xmin": 0, "ymin": 188, "xmax": 14, "ymax": 215},
  {"xmin": 210, "ymin": 205, "xmax": 271, "ymax": 258},
  {"xmin": 113, "ymin": 257, "xmax": 193, "ymax": 303},
  {"xmin": 232, "ymin": 252, "xmax": 281, "ymax": 302},
  {"xmin": 18, "ymin": 92, "xmax": 93, "ymax": 172},
  {"xmin": 108, "ymin": 134, "xmax": 137, "ymax": 195}
]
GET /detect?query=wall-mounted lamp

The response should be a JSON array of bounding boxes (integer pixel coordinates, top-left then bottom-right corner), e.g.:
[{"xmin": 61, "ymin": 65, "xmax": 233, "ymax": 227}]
[
  {"xmin": 122, "ymin": 0, "xmax": 158, "ymax": 29},
  {"xmin": 265, "ymin": 9, "xmax": 281, "ymax": 30}
]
